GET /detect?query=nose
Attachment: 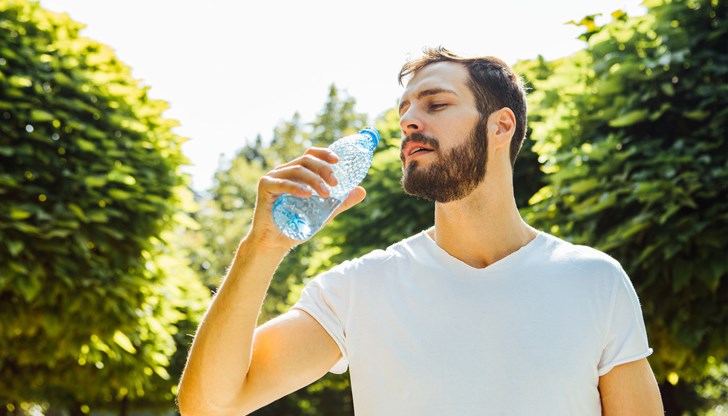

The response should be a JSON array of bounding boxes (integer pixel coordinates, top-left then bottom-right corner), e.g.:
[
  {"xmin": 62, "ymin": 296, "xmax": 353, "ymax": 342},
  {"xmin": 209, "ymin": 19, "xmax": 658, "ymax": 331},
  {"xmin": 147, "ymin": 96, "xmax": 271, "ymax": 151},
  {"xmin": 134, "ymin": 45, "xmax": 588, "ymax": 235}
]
[{"xmin": 399, "ymin": 107, "xmax": 423, "ymax": 137}]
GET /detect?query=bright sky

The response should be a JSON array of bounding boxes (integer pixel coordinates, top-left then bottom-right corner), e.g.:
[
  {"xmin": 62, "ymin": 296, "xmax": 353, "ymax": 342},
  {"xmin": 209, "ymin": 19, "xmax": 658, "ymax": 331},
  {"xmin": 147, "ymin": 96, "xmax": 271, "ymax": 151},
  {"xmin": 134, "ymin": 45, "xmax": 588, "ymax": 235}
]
[{"xmin": 39, "ymin": 0, "xmax": 645, "ymax": 192}]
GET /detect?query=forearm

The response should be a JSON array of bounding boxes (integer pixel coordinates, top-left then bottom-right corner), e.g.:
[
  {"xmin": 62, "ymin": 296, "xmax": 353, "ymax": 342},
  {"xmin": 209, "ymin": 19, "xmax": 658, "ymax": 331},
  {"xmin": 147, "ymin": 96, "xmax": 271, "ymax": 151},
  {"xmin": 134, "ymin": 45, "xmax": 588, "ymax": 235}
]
[{"xmin": 178, "ymin": 237, "xmax": 289, "ymax": 414}]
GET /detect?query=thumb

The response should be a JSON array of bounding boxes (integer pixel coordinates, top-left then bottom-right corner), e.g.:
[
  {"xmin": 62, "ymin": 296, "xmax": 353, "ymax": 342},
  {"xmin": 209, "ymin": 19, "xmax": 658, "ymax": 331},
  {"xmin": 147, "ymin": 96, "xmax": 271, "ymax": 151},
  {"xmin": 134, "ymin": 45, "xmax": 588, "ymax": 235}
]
[{"xmin": 329, "ymin": 186, "xmax": 366, "ymax": 220}]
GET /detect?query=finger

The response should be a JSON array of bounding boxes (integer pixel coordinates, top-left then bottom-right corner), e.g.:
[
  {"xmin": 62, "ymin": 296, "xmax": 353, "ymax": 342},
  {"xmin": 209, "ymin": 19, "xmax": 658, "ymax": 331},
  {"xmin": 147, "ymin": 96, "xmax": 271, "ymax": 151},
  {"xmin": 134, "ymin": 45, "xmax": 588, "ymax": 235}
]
[
  {"xmin": 268, "ymin": 165, "xmax": 331, "ymax": 197},
  {"xmin": 327, "ymin": 186, "xmax": 367, "ymax": 223},
  {"xmin": 304, "ymin": 147, "xmax": 339, "ymax": 164},
  {"xmin": 277, "ymin": 154, "xmax": 338, "ymax": 187},
  {"xmin": 258, "ymin": 176, "xmax": 313, "ymax": 200}
]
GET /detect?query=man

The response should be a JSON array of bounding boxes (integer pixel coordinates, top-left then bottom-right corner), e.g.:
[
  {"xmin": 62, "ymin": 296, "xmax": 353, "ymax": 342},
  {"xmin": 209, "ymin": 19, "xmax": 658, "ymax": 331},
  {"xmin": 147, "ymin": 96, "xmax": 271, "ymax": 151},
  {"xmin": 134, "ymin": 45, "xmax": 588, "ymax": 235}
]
[{"xmin": 178, "ymin": 48, "xmax": 664, "ymax": 415}]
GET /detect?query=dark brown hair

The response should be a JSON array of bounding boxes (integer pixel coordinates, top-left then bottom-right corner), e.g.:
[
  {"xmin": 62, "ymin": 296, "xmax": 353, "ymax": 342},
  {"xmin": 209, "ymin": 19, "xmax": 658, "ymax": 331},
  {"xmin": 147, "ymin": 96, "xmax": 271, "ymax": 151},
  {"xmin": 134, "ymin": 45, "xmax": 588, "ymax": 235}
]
[{"xmin": 399, "ymin": 47, "xmax": 528, "ymax": 166}]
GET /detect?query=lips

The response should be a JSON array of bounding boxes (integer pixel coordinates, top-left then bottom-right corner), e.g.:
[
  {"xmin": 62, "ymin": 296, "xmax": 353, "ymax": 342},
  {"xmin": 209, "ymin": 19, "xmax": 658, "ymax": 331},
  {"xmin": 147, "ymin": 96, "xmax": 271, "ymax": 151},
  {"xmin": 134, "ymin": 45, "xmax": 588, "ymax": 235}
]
[{"xmin": 402, "ymin": 141, "xmax": 435, "ymax": 163}]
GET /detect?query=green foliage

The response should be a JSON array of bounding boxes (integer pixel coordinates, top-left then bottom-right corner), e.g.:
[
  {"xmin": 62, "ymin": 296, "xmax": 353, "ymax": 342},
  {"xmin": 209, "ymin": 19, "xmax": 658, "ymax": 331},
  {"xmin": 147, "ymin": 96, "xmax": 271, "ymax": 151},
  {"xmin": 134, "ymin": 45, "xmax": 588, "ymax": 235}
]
[
  {"xmin": 11, "ymin": 0, "xmax": 719, "ymax": 413},
  {"xmin": 522, "ymin": 0, "xmax": 727, "ymax": 409},
  {"xmin": 189, "ymin": 155, "xmax": 265, "ymax": 290},
  {"xmin": 0, "ymin": 0, "xmax": 210, "ymax": 411}
]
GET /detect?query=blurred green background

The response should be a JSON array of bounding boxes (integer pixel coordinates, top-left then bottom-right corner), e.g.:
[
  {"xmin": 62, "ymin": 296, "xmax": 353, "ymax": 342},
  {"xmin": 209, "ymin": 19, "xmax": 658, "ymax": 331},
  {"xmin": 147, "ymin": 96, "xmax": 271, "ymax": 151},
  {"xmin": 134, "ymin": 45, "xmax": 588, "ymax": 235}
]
[{"xmin": 1, "ymin": 0, "xmax": 726, "ymax": 414}]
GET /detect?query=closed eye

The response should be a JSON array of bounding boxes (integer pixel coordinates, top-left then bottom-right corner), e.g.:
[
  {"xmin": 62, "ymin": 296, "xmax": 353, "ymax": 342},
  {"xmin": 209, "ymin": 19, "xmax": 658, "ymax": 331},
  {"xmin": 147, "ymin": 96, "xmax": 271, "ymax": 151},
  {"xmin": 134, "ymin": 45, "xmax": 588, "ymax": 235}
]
[{"xmin": 429, "ymin": 103, "xmax": 447, "ymax": 111}]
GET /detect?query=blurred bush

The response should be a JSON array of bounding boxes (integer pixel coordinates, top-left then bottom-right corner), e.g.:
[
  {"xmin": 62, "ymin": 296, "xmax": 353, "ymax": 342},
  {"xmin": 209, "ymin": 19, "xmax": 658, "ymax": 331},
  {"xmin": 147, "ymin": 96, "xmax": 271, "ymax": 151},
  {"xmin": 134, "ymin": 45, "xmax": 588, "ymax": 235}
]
[
  {"xmin": 0, "ymin": 0, "xmax": 209, "ymax": 413},
  {"xmin": 519, "ymin": 0, "xmax": 727, "ymax": 412}
]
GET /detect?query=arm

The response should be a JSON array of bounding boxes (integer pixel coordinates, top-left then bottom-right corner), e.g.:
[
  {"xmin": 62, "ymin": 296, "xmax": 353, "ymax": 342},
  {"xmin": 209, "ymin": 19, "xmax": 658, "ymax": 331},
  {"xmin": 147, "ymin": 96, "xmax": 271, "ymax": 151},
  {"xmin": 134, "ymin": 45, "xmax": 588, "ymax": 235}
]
[
  {"xmin": 598, "ymin": 358, "xmax": 664, "ymax": 415},
  {"xmin": 177, "ymin": 148, "xmax": 366, "ymax": 416}
]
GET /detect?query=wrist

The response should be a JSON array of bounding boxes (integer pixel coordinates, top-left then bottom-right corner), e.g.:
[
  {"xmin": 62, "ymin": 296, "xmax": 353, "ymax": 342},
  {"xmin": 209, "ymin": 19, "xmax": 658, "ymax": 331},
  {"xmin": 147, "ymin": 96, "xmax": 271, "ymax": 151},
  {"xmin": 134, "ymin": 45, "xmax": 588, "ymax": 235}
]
[{"xmin": 238, "ymin": 232, "xmax": 292, "ymax": 260}]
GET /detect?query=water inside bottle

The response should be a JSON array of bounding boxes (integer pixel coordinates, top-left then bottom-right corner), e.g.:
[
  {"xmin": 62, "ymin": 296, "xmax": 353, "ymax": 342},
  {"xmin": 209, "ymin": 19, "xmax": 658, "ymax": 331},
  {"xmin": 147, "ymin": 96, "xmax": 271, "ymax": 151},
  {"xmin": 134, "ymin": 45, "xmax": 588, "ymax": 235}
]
[
  {"xmin": 327, "ymin": 139, "xmax": 372, "ymax": 199},
  {"xmin": 272, "ymin": 194, "xmax": 343, "ymax": 240}
]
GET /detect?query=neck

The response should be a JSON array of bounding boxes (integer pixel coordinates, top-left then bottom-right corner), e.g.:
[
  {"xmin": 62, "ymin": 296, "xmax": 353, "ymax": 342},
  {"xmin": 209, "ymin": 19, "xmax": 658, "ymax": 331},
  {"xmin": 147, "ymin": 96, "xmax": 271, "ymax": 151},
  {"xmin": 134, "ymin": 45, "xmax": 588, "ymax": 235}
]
[{"xmin": 427, "ymin": 172, "xmax": 537, "ymax": 269}]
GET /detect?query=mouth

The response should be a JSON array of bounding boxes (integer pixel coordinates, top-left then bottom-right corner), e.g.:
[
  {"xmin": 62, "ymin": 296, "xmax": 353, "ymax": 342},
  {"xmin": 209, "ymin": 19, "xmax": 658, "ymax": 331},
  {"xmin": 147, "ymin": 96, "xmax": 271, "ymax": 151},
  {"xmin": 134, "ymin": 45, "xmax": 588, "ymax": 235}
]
[
  {"xmin": 402, "ymin": 142, "xmax": 435, "ymax": 163},
  {"xmin": 408, "ymin": 148, "xmax": 434, "ymax": 162}
]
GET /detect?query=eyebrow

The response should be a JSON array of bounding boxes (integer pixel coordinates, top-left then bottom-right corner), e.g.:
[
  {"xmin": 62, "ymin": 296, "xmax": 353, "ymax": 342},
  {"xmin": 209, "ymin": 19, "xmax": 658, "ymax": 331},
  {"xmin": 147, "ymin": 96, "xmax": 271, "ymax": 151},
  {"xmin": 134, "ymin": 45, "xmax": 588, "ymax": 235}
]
[{"xmin": 398, "ymin": 88, "xmax": 459, "ymax": 114}]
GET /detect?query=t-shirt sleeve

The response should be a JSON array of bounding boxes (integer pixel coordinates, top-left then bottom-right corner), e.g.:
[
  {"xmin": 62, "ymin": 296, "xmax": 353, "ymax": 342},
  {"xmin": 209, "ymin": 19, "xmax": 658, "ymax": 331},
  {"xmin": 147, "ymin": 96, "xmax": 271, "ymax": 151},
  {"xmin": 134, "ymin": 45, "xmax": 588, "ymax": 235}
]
[
  {"xmin": 597, "ymin": 265, "xmax": 653, "ymax": 376},
  {"xmin": 291, "ymin": 262, "xmax": 352, "ymax": 374}
]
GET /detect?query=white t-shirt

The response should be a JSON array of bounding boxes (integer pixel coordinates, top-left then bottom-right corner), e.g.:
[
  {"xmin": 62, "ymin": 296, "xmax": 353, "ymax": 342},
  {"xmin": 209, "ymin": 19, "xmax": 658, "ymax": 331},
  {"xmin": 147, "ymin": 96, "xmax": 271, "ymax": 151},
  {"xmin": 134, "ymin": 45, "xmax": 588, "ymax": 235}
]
[{"xmin": 292, "ymin": 230, "xmax": 652, "ymax": 415}]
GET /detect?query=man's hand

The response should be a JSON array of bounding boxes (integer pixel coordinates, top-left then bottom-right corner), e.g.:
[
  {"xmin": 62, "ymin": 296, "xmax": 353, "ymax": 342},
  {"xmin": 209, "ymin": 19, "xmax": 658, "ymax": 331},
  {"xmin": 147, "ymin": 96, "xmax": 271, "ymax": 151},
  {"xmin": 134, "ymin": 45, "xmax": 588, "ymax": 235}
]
[{"xmin": 247, "ymin": 147, "xmax": 367, "ymax": 251}]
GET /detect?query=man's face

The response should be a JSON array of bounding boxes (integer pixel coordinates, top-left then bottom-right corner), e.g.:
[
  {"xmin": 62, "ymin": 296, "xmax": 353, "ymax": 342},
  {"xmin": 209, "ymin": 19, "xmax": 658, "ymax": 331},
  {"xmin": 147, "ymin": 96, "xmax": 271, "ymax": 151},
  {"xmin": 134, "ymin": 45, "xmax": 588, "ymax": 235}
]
[{"xmin": 398, "ymin": 62, "xmax": 487, "ymax": 203}]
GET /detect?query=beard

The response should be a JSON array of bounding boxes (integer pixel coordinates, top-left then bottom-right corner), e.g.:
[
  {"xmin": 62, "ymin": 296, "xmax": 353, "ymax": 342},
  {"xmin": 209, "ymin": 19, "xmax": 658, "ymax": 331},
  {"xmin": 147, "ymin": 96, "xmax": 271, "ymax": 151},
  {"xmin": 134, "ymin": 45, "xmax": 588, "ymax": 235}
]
[{"xmin": 400, "ymin": 118, "xmax": 488, "ymax": 203}]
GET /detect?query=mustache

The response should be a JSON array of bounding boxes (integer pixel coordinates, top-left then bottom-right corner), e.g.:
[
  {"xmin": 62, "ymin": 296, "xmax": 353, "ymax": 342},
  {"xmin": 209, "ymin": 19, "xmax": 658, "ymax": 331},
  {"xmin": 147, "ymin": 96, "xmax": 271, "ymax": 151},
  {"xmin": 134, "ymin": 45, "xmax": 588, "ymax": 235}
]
[{"xmin": 400, "ymin": 133, "xmax": 440, "ymax": 161}]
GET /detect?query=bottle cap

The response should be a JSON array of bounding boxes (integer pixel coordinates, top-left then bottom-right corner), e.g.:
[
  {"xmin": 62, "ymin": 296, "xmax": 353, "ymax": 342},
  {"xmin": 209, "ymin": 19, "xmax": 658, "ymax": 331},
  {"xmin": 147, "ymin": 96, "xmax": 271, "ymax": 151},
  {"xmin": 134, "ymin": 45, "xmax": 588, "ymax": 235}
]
[{"xmin": 359, "ymin": 127, "xmax": 380, "ymax": 148}]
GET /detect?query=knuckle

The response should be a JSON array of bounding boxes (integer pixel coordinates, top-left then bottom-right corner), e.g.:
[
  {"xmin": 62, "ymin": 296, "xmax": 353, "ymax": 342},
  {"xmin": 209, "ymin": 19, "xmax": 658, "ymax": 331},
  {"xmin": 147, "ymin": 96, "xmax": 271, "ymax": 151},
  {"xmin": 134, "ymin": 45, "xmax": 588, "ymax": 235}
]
[
  {"xmin": 304, "ymin": 147, "xmax": 322, "ymax": 155},
  {"xmin": 291, "ymin": 165, "xmax": 309, "ymax": 175},
  {"xmin": 261, "ymin": 174, "xmax": 280, "ymax": 186}
]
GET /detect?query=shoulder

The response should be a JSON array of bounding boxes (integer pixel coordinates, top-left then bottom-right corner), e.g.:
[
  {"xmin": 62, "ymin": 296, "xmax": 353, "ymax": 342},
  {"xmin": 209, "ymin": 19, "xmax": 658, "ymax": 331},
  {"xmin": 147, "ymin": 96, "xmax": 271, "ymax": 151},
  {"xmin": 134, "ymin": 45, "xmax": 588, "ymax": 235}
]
[
  {"xmin": 537, "ymin": 232, "xmax": 626, "ymax": 280},
  {"xmin": 318, "ymin": 231, "xmax": 426, "ymax": 278},
  {"xmin": 535, "ymin": 233, "xmax": 639, "ymax": 316}
]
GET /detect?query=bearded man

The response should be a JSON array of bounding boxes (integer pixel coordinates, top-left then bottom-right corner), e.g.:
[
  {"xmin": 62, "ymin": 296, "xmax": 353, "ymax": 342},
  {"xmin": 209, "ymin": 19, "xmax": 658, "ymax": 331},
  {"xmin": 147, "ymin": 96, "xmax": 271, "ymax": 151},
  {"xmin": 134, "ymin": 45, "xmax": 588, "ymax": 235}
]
[{"xmin": 178, "ymin": 48, "xmax": 664, "ymax": 415}]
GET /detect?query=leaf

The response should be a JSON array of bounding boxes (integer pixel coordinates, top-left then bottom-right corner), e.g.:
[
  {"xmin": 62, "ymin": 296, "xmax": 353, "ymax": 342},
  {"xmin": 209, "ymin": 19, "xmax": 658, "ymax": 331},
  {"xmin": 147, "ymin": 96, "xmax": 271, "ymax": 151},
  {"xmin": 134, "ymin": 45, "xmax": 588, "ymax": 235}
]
[
  {"xmin": 112, "ymin": 331, "xmax": 137, "ymax": 354},
  {"xmin": 682, "ymin": 110, "xmax": 709, "ymax": 120},
  {"xmin": 6, "ymin": 240, "xmax": 25, "ymax": 257},
  {"xmin": 610, "ymin": 9, "xmax": 626, "ymax": 20},
  {"xmin": 98, "ymin": 226, "xmax": 125, "ymax": 240},
  {"xmin": 86, "ymin": 210, "xmax": 109, "ymax": 223},
  {"xmin": 660, "ymin": 83, "xmax": 675, "ymax": 97},
  {"xmin": 8, "ymin": 75, "xmax": 32, "ymax": 88},
  {"xmin": 67, "ymin": 203, "xmax": 88, "ymax": 222},
  {"xmin": 153, "ymin": 365, "xmax": 171, "ymax": 380},
  {"xmin": 108, "ymin": 189, "xmax": 133, "ymax": 200},
  {"xmin": 649, "ymin": 103, "xmax": 672, "ymax": 121},
  {"xmin": 597, "ymin": 77, "xmax": 623, "ymax": 95},
  {"xmin": 44, "ymin": 229, "xmax": 73, "ymax": 239},
  {"xmin": 659, "ymin": 205, "xmax": 681, "ymax": 224},
  {"xmin": 83, "ymin": 176, "xmax": 107, "ymax": 188},
  {"xmin": 30, "ymin": 109, "xmax": 55, "ymax": 122},
  {"xmin": 10, "ymin": 208, "xmax": 32, "ymax": 220},
  {"xmin": 16, "ymin": 273, "xmax": 43, "ymax": 302},
  {"xmin": 619, "ymin": 217, "xmax": 651, "ymax": 240},
  {"xmin": 76, "ymin": 139, "xmax": 96, "ymax": 152},
  {"xmin": 569, "ymin": 178, "xmax": 600, "ymax": 194},
  {"xmin": 9, "ymin": 261, "xmax": 29, "ymax": 274},
  {"xmin": 11, "ymin": 222, "xmax": 41, "ymax": 234},
  {"xmin": 608, "ymin": 109, "xmax": 649, "ymax": 127},
  {"xmin": 528, "ymin": 186, "xmax": 554, "ymax": 205}
]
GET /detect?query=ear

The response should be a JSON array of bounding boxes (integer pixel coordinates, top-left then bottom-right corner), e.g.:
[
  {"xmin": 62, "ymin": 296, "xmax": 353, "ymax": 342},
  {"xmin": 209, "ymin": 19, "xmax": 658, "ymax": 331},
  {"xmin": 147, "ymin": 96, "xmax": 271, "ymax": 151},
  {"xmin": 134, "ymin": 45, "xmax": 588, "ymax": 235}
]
[{"xmin": 487, "ymin": 107, "xmax": 516, "ymax": 151}]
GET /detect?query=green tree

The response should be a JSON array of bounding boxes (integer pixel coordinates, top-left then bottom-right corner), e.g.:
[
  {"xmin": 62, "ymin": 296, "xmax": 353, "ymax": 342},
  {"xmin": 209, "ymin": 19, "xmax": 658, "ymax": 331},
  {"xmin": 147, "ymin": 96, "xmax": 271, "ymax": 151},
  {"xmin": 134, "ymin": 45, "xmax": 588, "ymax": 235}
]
[
  {"xmin": 0, "ymin": 1, "xmax": 209, "ymax": 413},
  {"xmin": 266, "ymin": 112, "xmax": 309, "ymax": 167},
  {"xmin": 523, "ymin": 0, "xmax": 727, "ymax": 412}
]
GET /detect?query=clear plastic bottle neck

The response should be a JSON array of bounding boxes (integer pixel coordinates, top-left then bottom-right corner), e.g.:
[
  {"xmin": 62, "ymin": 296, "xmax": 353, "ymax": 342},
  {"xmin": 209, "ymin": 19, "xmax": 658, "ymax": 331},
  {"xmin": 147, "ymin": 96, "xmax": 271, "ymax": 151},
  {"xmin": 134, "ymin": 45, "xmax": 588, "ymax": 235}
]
[{"xmin": 358, "ymin": 127, "xmax": 380, "ymax": 151}]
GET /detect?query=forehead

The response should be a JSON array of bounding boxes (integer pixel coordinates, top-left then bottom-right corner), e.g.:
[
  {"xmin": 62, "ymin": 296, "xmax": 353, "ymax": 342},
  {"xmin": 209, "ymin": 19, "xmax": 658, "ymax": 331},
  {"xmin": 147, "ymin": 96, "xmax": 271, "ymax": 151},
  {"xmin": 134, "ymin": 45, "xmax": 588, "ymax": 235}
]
[{"xmin": 400, "ymin": 61, "xmax": 472, "ymax": 100}]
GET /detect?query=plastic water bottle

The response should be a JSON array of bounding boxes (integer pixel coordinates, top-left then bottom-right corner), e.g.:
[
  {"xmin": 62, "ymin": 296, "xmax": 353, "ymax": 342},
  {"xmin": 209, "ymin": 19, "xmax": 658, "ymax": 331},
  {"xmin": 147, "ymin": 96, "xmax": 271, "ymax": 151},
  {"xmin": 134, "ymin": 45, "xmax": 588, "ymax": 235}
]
[{"xmin": 272, "ymin": 127, "xmax": 380, "ymax": 240}]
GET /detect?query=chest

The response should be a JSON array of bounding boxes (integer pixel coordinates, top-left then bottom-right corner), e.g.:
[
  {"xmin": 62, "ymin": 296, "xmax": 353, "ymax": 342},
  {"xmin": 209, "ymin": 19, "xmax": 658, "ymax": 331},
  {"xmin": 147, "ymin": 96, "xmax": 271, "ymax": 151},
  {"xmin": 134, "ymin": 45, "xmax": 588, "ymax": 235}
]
[{"xmin": 345, "ymin": 267, "xmax": 605, "ymax": 394}]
